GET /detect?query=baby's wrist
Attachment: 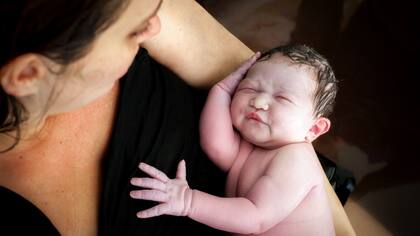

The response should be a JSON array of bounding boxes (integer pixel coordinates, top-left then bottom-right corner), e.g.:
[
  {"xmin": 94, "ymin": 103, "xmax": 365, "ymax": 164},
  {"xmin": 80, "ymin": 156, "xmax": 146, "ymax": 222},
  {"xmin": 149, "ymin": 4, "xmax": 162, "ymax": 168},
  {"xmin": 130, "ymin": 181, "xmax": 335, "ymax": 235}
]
[{"xmin": 182, "ymin": 187, "xmax": 194, "ymax": 217}]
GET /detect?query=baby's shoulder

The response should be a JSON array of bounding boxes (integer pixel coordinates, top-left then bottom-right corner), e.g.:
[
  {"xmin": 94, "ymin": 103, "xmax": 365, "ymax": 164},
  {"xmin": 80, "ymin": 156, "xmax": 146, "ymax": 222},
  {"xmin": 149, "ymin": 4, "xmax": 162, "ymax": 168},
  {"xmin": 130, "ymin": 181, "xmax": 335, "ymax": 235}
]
[
  {"xmin": 267, "ymin": 143, "xmax": 322, "ymax": 180},
  {"xmin": 274, "ymin": 143, "xmax": 317, "ymax": 161}
]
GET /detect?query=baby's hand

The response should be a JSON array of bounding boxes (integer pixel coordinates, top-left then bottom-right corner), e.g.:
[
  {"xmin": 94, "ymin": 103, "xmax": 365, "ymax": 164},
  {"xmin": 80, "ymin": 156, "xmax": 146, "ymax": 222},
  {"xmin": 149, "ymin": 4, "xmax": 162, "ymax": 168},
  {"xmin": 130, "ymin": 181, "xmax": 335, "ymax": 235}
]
[
  {"xmin": 130, "ymin": 160, "xmax": 193, "ymax": 218},
  {"xmin": 217, "ymin": 52, "xmax": 261, "ymax": 95}
]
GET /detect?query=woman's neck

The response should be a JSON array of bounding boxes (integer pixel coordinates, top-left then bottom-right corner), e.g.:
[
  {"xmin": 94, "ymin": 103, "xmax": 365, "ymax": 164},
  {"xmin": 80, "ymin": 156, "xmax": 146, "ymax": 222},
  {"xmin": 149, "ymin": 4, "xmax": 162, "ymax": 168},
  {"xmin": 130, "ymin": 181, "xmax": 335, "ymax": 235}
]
[
  {"xmin": 0, "ymin": 82, "xmax": 120, "ymax": 156},
  {"xmin": 0, "ymin": 116, "xmax": 52, "ymax": 155}
]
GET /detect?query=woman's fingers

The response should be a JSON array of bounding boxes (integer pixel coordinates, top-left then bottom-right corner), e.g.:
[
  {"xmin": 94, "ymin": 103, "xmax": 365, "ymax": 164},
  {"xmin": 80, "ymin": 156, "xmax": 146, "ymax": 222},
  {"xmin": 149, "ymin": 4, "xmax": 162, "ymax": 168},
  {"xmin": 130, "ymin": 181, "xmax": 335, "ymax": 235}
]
[
  {"xmin": 130, "ymin": 177, "xmax": 166, "ymax": 191},
  {"xmin": 137, "ymin": 203, "xmax": 170, "ymax": 218},
  {"xmin": 139, "ymin": 162, "xmax": 170, "ymax": 182},
  {"xmin": 130, "ymin": 189, "xmax": 168, "ymax": 202}
]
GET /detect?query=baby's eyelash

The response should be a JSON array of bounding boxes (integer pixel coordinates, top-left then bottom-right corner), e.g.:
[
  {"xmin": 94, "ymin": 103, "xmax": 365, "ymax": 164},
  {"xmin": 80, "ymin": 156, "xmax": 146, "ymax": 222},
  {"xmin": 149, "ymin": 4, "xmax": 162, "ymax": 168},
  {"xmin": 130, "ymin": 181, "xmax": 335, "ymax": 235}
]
[
  {"xmin": 238, "ymin": 87, "xmax": 255, "ymax": 91},
  {"xmin": 275, "ymin": 95, "xmax": 292, "ymax": 103}
]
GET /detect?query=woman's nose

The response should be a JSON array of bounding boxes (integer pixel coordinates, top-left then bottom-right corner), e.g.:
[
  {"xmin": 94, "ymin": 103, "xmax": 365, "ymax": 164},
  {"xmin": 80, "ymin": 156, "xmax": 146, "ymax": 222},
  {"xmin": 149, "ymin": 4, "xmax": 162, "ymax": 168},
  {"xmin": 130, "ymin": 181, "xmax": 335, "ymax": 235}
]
[{"xmin": 250, "ymin": 94, "xmax": 270, "ymax": 110}]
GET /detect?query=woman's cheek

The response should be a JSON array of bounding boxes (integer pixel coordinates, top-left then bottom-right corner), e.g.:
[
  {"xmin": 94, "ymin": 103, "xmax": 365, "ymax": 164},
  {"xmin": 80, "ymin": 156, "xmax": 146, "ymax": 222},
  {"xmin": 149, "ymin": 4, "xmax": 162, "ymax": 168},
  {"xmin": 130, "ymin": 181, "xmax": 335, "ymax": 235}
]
[
  {"xmin": 114, "ymin": 62, "xmax": 131, "ymax": 79},
  {"xmin": 112, "ymin": 50, "xmax": 138, "ymax": 80}
]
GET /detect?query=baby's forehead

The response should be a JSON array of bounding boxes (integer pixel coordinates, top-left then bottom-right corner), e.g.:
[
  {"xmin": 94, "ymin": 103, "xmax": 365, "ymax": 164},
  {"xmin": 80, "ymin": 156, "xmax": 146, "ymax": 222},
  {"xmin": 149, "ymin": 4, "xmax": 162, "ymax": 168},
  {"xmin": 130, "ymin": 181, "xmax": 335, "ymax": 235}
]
[
  {"xmin": 257, "ymin": 53, "xmax": 310, "ymax": 70},
  {"xmin": 242, "ymin": 57, "xmax": 318, "ymax": 93},
  {"xmin": 258, "ymin": 52, "xmax": 289, "ymax": 64},
  {"xmin": 249, "ymin": 54, "xmax": 316, "ymax": 79}
]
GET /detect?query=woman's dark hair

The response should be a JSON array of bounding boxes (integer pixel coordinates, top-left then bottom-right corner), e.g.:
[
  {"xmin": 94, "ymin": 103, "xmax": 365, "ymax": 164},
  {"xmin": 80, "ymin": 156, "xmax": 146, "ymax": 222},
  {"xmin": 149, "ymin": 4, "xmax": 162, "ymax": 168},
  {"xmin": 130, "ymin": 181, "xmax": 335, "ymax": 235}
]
[
  {"xmin": 0, "ymin": 0, "xmax": 130, "ymax": 152},
  {"xmin": 259, "ymin": 44, "xmax": 338, "ymax": 118}
]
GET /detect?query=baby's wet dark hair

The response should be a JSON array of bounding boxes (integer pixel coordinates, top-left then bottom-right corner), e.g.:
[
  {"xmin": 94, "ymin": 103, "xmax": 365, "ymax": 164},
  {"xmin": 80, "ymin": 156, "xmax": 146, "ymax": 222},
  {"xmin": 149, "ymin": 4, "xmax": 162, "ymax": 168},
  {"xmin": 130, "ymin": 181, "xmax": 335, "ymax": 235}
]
[{"xmin": 259, "ymin": 44, "xmax": 338, "ymax": 118}]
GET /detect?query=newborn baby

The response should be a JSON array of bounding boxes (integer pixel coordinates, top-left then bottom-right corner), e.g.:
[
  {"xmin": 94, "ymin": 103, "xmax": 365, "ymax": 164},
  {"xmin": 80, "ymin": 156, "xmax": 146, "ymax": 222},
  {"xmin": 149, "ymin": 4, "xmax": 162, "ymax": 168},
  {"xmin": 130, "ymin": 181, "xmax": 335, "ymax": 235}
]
[{"xmin": 131, "ymin": 44, "xmax": 338, "ymax": 236}]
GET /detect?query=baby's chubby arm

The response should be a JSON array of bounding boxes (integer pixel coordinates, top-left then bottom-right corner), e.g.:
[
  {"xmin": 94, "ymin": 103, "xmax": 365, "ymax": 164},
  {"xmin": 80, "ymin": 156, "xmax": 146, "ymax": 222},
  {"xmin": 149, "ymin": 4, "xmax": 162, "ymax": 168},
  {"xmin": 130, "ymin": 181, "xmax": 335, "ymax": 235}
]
[
  {"xmin": 200, "ymin": 52, "xmax": 260, "ymax": 171},
  {"xmin": 185, "ymin": 147, "xmax": 320, "ymax": 234},
  {"xmin": 131, "ymin": 146, "xmax": 318, "ymax": 234},
  {"xmin": 130, "ymin": 161, "xmax": 278, "ymax": 234}
]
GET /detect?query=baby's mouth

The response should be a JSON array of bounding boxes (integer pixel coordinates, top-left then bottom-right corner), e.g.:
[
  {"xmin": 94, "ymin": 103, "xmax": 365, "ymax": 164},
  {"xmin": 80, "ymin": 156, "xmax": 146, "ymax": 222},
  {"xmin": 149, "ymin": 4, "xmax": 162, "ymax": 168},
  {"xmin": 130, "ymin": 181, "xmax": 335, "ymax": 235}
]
[{"xmin": 246, "ymin": 112, "xmax": 265, "ymax": 124}]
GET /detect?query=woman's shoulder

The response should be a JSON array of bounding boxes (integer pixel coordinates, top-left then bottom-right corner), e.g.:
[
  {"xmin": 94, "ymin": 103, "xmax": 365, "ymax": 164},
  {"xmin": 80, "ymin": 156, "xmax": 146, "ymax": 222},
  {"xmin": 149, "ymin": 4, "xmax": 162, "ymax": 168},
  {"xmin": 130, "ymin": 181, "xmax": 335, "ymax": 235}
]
[{"xmin": 116, "ymin": 49, "xmax": 207, "ymax": 122}]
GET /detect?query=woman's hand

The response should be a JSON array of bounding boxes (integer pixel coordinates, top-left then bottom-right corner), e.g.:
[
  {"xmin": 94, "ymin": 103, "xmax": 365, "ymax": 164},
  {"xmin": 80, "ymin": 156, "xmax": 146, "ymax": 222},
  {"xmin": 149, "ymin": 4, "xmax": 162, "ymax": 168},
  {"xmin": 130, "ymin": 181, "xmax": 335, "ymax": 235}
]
[
  {"xmin": 216, "ymin": 52, "xmax": 261, "ymax": 95},
  {"xmin": 130, "ymin": 160, "xmax": 193, "ymax": 218}
]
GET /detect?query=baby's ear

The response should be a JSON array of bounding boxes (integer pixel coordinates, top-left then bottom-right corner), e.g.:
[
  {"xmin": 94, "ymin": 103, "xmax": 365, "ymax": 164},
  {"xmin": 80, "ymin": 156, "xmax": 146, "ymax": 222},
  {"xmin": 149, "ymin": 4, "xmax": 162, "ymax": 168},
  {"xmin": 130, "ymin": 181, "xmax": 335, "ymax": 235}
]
[
  {"xmin": 305, "ymin": 117, "xmax": 331, "ymax": 143},
  {"xmin": 1, "ymin": 54, "xmax": 47, "ymax": 97}
]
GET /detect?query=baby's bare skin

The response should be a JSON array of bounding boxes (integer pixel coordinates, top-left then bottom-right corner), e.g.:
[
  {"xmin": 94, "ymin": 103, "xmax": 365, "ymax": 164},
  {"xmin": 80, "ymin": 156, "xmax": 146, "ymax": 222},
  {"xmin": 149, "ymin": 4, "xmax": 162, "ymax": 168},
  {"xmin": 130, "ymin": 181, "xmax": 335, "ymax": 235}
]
[
  {"xmin": 225, "ymin": 140, "xmax": 334, "ymax": 235},
  {"xmin": 131, "ymin": 52, "xmax": 335, "ymax": 235}
]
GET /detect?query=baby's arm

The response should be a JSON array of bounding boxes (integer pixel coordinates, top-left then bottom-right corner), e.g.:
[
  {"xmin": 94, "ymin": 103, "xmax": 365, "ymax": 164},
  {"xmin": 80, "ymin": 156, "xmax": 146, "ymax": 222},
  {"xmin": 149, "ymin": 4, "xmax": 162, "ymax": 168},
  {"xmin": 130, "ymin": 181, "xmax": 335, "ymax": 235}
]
[
  {"xmin": 200, "ymin": 53, "xmax": 259, "ymax": 171},
  {"xmin": 188, "ymin": 148, "xmax": 319, "ymax": 234},
  {"xmin": 131, "ymin": 149, "xmax": 317, "ymax": 234}
]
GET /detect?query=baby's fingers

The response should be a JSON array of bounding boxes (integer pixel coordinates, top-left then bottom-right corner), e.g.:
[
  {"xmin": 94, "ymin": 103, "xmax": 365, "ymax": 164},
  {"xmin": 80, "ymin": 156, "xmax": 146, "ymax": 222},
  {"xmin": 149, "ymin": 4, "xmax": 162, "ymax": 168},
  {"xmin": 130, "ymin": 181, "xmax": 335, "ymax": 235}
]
[
  {"xmin": 138, "ymin": 162, "xmax": 170, "ymax": 182},
  {"xmin": 130, "ymin": 190, "xmax": 168, "ymax": 202},
  {"xmin": 176, "ymin": 160, "xmax": 186, "ymax": 180},
  {"xmin": 137, "ymin": 203, "xmax": 170, "ymax": 218},
  {"xmin": 233, "ymin": 51, "xmax": 261, "ymax": 76},
  {"xmin": 217, "ymin": 52, "xmax": 261, "ymax": 94},
  {"xmin": 130, "ymin": 177, "xmax": 166, "ymax": 191}
]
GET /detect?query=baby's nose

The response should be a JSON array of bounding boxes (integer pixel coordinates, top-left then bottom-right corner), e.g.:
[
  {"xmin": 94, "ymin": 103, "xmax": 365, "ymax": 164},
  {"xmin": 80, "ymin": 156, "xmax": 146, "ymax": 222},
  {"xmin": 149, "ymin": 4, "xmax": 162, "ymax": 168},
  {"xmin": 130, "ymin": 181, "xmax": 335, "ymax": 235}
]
[{"xmin": 250, "ymin": 94, "xmax": 270, "ymax": 110}]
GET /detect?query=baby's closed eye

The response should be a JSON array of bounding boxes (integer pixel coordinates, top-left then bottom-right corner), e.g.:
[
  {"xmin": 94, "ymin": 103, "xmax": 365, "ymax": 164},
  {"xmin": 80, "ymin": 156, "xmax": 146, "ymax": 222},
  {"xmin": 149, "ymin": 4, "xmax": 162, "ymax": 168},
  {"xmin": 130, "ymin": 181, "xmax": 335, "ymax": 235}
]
[
  {"xmin": 237, "ymin": 87, "xmax": 257, "ymax": 93},
  {"xmin": 274, "ymin": 94, "xmax": 292, "ymax": 103}
]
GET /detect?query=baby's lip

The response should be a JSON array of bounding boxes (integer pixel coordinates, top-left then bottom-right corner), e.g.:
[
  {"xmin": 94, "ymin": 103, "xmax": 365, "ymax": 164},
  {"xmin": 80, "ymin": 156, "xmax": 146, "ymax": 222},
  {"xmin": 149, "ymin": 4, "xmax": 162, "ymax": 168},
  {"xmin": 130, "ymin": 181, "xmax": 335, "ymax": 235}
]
[{"xmin": 246, "ymin": 112, "xmax": 265, "ymax": 124}]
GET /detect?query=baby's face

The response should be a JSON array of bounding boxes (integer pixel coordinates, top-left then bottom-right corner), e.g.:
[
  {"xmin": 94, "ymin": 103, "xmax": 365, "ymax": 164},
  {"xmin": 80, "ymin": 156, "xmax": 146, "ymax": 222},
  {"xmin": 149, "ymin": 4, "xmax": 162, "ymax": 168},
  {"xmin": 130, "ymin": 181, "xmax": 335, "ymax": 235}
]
[{"xmin": 231, "ymin": 55, "xmax": 317, "ymax": 148}]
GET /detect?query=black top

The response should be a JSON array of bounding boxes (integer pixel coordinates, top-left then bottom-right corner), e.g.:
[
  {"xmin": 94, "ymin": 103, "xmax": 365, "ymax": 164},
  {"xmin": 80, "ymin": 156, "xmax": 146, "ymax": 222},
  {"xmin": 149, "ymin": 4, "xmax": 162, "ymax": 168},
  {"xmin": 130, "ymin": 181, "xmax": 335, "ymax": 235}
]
[{"xmin": 0, "ymin": 50, "xmax": 227, "ymax": 235}]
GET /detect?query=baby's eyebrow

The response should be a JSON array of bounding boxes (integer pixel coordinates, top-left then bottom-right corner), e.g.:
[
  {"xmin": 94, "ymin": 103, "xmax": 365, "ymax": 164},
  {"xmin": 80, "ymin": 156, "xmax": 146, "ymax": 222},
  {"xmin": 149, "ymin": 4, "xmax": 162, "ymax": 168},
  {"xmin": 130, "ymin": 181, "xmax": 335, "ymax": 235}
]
[
  {"xmin": 238, "ymin": 80, "xmax": 255, "ymax": 88},
  {"xmin": 241, "ymin": 77, "xmax": 258, "ymax": 84}
]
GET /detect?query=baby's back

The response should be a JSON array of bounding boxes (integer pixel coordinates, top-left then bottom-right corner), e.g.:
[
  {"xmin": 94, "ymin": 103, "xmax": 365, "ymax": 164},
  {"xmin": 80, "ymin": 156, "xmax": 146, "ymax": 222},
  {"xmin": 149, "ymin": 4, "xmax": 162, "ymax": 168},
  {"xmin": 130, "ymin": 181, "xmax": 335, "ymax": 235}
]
[{"xmin": 227, "ymin": 142, "xmax": 335, "ymax": 236}]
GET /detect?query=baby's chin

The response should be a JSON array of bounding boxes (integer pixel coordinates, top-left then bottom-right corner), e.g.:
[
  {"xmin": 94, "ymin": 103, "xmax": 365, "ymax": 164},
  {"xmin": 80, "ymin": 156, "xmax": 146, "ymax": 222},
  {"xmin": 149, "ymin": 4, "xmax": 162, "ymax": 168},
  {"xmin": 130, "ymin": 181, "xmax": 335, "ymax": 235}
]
[{"xmin": 241, "ymin": 132, "xmax": 283, "ymax": 150}]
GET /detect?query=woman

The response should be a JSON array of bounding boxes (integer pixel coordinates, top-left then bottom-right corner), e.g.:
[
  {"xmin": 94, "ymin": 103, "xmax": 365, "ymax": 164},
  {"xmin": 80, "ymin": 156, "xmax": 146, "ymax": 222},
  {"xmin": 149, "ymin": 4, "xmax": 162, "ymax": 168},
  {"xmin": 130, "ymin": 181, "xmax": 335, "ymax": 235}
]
[{"xmin": 0, "ymin": 0, "xmax": 354, "ymax": 235}]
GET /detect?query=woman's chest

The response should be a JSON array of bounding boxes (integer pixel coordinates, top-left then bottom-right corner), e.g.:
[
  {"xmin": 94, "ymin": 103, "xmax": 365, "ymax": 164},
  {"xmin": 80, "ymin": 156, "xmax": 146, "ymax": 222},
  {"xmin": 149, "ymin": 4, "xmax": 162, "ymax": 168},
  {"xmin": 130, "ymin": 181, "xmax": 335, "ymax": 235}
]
[
  {"xmin": 0, "ymin": 85, "xmax": 118, "ymax": 235},
  {"xmin": 31, "ymin": 153, "xmax": 102, "ymax": 236},
  {"xmin": 0, "ymin": 135, "xmax": 106, "ymax": 235}
]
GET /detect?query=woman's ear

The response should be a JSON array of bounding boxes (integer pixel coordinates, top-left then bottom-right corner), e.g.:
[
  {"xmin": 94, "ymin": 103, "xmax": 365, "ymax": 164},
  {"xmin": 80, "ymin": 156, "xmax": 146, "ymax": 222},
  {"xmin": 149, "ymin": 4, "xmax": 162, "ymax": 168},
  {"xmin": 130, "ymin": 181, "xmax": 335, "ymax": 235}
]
[
  {"xmin": 305, "ymin": 117, "xmax": 331, "ymax": 143},
  {"xmin": 1, "ymin": 54, "xmax": 48, "ymax": 97}
]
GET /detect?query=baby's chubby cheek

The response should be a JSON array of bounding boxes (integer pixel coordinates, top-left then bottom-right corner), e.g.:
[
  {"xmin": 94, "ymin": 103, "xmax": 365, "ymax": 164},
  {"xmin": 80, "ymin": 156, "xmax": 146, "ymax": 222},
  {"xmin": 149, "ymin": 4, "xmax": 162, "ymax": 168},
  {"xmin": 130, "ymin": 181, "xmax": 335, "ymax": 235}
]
[
  {"xmin": 230, "ymin": 105, "xmax": 241, "ymax": 126},
  {"xmin": 231, "ymin": 111, "xmax": 248, "ymax": 135}
]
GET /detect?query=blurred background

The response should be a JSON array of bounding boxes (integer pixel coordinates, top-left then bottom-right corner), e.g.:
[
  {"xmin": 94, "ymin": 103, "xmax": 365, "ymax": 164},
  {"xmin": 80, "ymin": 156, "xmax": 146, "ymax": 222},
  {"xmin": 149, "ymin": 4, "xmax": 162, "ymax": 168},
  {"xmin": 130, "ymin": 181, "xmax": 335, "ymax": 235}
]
[{"xmin": 198, "ymin": 0, "xmax": 419, "ymax": 235}]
